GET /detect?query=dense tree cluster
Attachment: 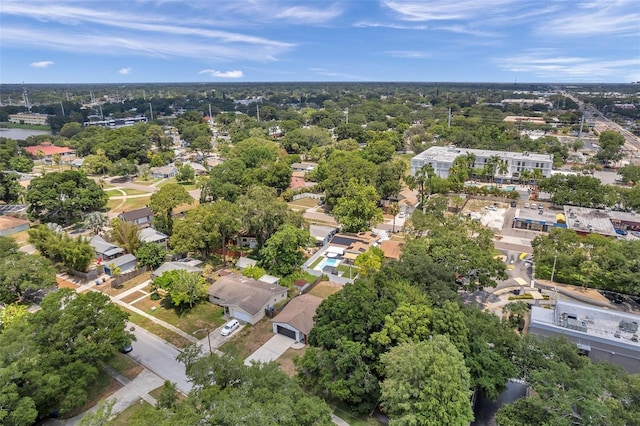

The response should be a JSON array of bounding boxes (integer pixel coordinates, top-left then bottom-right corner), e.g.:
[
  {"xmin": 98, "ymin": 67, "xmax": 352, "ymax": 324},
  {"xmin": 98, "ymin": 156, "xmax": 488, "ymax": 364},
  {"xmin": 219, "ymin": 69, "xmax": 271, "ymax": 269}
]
[
  {"xmin": 532, "ymin": 228, "xmax": 640, "ymax": 295},
  {"xmin": 28, "ymin": 224, "xmax": 95, "ymax": 272},
  {"xmin": 0, "ymin": 289, "xmax": 133, "ymax": 424}
]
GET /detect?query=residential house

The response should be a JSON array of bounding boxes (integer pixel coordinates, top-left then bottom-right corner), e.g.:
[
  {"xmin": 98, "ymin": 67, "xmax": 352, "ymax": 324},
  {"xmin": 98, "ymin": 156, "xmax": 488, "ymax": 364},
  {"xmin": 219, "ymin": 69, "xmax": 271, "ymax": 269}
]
[
  {"xmin": 310, "ymin": 224, "xmax": 338, "ymax": 246},
  {"xmin": 206, "ymin": 273, "xmax": 288, "ymax": 325},
  {"xmin": 330, "ymin": 231, "xmax": 381, "ymax": 264},
  {"xmin": 103, "ymin": 254, "xmax": 137, "ymax": 277},
  {"xmin": 139, "ymin": 227, "xmax": 169, "ymax": 248},
  {"xmin": 236, "ymin": 256, "xmax": 257, "ymax": 270},
  {"xmin": 238, "ymin": 236, "xmax": 258, "ymax": 249},
  {"xmin": 117, "ymin": 207, "xmax": 153, "ymax": 228},
  {"xmin": 291, "ymin": 162, "xmax": 317, "ymax": 174},
  {"xmin": 89, "ymin": 235, "xmax": 124, "ymax": 261},
  {"xmin": 152, "ymin": 258, "xmax": 203, "ymax": 279},
  {"xmin": 271, "ymin": 294, "xmax": 323, "ymax": 343},
  {"xmin": 150, "ymin": 164, "xmax": 178, "ymax": 179},
  {"xmin": 24, "ymin": 142, "xmax": 75, "ymax": 163}
]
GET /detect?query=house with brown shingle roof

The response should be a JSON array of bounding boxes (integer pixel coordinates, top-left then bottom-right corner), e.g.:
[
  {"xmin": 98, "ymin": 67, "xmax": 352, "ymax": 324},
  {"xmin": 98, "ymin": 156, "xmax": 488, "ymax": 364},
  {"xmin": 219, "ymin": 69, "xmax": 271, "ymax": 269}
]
[{"xmin": 270, "ymin": 294, "xmax": 323, "ymax": 343}]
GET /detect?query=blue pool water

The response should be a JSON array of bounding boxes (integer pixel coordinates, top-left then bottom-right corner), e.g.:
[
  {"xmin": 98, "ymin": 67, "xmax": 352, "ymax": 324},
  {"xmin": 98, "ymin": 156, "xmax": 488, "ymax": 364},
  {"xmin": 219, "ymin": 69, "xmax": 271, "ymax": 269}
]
[
  {"xmin": 504, "ymin": 186, "xmax": 516, "ymax": 191},
  {"xmin": 316, "ymin": 257, "xmax": 341, "ymax": 270}
]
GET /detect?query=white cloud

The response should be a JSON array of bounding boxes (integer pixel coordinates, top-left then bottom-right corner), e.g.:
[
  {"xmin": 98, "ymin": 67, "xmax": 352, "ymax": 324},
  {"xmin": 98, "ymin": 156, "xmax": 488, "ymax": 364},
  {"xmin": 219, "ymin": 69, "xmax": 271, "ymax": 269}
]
[
  {"xmin": 309, "ymin": 67, "xmax": 367, "ymax": 80},
  {"xmin": 353, "ymin": 21, "xmax": 427, "ymax": 30},
  {"xmin": 198, "ymin": 69, "xmax": 244, "ymax": 78},
  {"xmin": 30, "ymin": 60, "xmax": 54, "ymax": 68},
  {"xmin": 118, "ymin": 67, "xmax": 132, "ymax": 75},
  {"xmin": 276, "ymin": 4, "xmax": 343, "ymax": 24},
  {"xmin": 494, "ymin": 49, "xmax": 640, "ymax": 80},
  {"xmin": 382, "ymin": 0, "xmax": 515, "ymax": 22},
  {"xmin": 386, "ymin": 50, "xmax": 431, "ymax": 59},
  {"xmin": 539, "ymin": 1, "xmax": 640, "ymax": 37}
]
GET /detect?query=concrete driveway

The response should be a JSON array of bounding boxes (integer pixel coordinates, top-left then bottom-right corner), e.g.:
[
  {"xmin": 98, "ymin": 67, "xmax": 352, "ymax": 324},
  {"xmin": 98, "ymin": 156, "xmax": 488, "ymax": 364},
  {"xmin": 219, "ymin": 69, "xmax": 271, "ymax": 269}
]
[{"xmin": 244, "ymin": 334, "xmax": 297, "ymax": 366}]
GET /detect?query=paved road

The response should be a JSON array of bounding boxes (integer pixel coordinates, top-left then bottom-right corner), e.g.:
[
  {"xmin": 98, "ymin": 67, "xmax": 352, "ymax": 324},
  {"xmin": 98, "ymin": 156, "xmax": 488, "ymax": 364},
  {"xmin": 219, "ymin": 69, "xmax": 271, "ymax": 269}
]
[{"xmin": 127, "ymin": 325, "xmax": 193, "ymax": 395}]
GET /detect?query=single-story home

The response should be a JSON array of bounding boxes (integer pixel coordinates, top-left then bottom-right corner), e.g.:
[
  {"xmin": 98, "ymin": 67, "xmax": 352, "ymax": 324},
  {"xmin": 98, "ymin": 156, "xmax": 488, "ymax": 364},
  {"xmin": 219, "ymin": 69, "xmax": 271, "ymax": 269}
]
[
  {"xmin": 0, "ymin": 216, "xmax": 29, "ymax": 237},
  {"xmin": 236, "ymin": 256, "xmax": 257, "ymax": 270},
  {"xmin": 182, "ymin": 161, "xmax": 208, "ymax": 176},
  {"xmin": 291, "ymin": 162, "xmax": 317, "ymax": 174},
  {"xmin": 24, "ymin": 142, "xmax": 75, "ymax": 162},
  {"xmin": 271, "ymin": 294, "xmax": 324, "ymax": 343},
  {"xmin": 90, "ymin": 235, "xmax": 124, "ymax": 261},
  {"xmin": 117, "ymin": 206, "xmax": 153, "ymax": 228},
  {"xmin": 152, "ymin": 259, "xmax": 203, "ymax": 279},
  {"xmin": 238, "ymin": 235, "xmax": 258, "ymax": 249},
  {"xmin": 207, "ymin": 273, "xmax": 288, "ymax": 325},
  {"xmin": 310, "ymin": 224, "xmax": 338, "ymax": 246},
  {"xmin": 103, "ymin": 254, "xmax": 137, "ymax": 277},
  {"xmin": 150, "ymin": 165, "xmax": 178, "ymax": 179},
  {"xmin": 139, "ymin": 227, "xmax": 169, "ymax": 248}
]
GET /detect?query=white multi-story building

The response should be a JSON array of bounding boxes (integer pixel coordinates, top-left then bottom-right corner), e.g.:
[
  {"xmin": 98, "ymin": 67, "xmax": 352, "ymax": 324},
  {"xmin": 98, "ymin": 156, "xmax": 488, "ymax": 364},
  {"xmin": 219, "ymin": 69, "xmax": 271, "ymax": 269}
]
[
  {"xmin": 410, "ymin": 146, "xmax": 553, "ymax": 181},
  {"xmin": 9, "ymin": 113, "xmax": 50, "ymax": 126}
]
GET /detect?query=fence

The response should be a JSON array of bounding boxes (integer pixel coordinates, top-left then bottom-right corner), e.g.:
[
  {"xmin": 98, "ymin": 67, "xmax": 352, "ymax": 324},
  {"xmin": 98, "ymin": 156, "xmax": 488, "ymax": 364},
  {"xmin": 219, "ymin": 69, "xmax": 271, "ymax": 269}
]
[
  {"xmin": 70, "ymin": 266, "xmax": 102, "ymax": 281},
  {"xmin": 292, "ymin": 193, "xmax": 322, "ymax": 201},
  {"xmin": 111, "ymin": 266, "xmax": 149, "ymax": 288}
]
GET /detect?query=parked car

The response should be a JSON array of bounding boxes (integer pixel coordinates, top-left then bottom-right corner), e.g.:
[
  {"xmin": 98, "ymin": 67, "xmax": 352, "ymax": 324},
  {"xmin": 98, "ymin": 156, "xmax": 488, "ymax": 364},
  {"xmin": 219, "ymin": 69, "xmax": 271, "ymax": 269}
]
[
  {"xmin": 485, "ymin": 205, "xmax": 497, "ymax": 211},
  {"xmin": 524, "ymin": 202, "xmax": 530, "ymax": 208},
  {"xmin": 531, "ymin": 203, "xmax": 537, "ymax": 209},
  {"xmin": 221, "ymin": 319, "xmax": 240, "ymax": 336},
  {"xmin": 121, "ymin": 344, "xmax": 133, "ymax": 354}
]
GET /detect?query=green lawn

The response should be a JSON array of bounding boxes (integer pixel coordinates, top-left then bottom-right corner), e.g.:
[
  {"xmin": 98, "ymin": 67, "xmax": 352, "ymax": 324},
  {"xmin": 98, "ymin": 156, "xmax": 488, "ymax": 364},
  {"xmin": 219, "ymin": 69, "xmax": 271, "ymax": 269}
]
[
  {"xmin": 108, "ymin": 400, "xmax": 155, "ymax": 425},
  {"xmin": 331, "ymin": 401, "xmax": 384, "ymax": 426},
  {"xmin": 150, "ymin": 300, "xmax": 226, "ymax": 335},
  {"xmin": 106, "ymin": 188, "xmax": 151, "ymax": 197},
  {"xmin": 157, "ymin": 178, "xmax": 199, "ymax": 191},
  {"xmin": 105, "ymin": 353, "xmax": 143, "ymax": 381},
  {"xmin": 107, "ymin": 195, "xmax": 152, "ymax": 212},
  {"xmin": 337, "ymin": 264, "xmax": 358, "ymax": 278},
  {"xmin": 132, "ymin": 178, "xmax": 163, "ymax": 185},
  {"xmin": 120, "ymin": 307, "xmax": 192, "ymax": 349},
  {"xmin": 309, "ymin": 256, "xmax": 324, "ymax": 269},
  {"xmin": 1, "ymin": 122, "xmax": 51, "ymax": 130}
]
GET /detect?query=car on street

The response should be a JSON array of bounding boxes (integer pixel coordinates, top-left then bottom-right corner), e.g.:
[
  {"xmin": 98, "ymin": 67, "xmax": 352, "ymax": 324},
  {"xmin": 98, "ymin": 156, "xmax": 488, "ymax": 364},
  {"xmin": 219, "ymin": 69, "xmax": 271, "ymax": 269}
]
[
  {"xmin": 221, "ymin": 319, "xmax": 240, "ymax": 336},
  {"xmin": 121, "ymin": 344, "xmax": 133, "ymax": 354}
]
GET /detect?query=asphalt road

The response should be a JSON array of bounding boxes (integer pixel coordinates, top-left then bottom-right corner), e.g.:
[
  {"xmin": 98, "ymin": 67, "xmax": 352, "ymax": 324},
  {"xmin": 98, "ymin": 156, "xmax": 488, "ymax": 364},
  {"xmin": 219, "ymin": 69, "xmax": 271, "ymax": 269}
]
[{"xmin": 126, "ymin": 324, "xmax": 193, "ymax": 395}]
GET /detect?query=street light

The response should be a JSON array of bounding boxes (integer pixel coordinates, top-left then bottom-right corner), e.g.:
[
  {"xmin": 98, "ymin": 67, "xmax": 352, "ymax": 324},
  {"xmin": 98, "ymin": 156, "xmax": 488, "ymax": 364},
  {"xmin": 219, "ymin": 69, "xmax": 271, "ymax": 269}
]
[{"xmin": 193, "ymin": 328, "xmax": 212, "ymax": 354}]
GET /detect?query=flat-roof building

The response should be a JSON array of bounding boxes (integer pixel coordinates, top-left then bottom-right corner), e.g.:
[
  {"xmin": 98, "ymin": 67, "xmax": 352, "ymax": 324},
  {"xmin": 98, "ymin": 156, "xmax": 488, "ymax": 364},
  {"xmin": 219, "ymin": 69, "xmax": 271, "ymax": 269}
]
[
  {"xmin": 410, "ymin": 146, "xmax": 553, "ymax": 181},
  {"xmin": 530, "ymin": 300, "xmax": 640, "ymax": 373},
  {"xmin": 9, "ymin": 113, "xmax": 50, "ymax": 126},
  {"xmin": 83, "ymin": 116, "xmax": 148, "ymax": 129}
]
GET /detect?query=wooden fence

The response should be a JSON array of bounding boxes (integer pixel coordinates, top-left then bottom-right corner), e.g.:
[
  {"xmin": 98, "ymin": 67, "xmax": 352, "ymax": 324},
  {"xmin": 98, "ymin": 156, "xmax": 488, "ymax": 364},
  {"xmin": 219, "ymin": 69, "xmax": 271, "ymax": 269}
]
[{"xmin": 111, "ymin": 266, "xmax": 149, "ymax": 288}]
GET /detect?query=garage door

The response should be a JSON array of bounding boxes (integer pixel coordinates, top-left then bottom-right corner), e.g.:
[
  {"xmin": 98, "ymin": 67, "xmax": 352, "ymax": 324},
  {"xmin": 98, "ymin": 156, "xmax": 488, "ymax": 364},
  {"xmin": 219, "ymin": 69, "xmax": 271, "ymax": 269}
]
[
  {"xmin": 230, "ymin": 309, "xmax": 252, "ymax": 324},
  {"xmin": 276, "ymin": 325, "xmax": 297, "ymax": 340}
]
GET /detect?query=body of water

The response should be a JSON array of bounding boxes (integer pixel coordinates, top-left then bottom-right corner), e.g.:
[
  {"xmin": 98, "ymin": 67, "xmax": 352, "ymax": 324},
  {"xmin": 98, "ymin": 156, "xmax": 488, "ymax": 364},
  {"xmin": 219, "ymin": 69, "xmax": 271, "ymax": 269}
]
[{"xmin": 0, "ymin": 128, "xmax": 51, "ymax": 140}]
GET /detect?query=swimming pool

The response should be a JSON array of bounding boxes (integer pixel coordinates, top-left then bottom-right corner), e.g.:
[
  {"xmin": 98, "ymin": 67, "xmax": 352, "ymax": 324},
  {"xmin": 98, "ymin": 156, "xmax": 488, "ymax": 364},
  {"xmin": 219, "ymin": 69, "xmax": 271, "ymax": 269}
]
[
  {"xmin": 315, "ymin": 257, "xmax": 341, "ymax": 271},
  {"xmin": 504, "ymin": 186, "xmax": 516, "ymax": 191}
]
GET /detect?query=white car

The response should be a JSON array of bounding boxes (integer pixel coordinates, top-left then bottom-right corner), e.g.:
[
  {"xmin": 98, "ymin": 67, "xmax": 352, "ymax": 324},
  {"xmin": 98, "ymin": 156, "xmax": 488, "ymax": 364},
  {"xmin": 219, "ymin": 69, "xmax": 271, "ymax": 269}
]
[
  {"xmin": 524, "ymin": 203, "xmax": 530, "ymax": 208},
  {"xmin": 531, "ymin": 203, "xmax": 537, "ymax": 209},
  {"xmin": 485, "ymin": 205, "xmax": 497, "ymax": 211},
  {"xmin": 221, "ymin": 319, "xmax": 240, "ymax": 336}
]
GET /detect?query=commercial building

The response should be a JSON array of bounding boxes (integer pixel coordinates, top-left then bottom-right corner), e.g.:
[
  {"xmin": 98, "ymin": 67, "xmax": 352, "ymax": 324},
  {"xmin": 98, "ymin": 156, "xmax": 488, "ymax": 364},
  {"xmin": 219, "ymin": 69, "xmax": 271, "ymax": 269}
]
[
  {"xmin": 9, "ymin": 113, "xmax": 50, "ymax": 126},
  {"xmin": 410, "ymin": 146, "xmax": 553, "ymax": 181},
  {"xmin": 83, "ymin": 116, "xmax": 148, "ymax": 129},
  {"xmin": 24, "ymin": 142, "xmax": 75, "ymax": 162},
  {"xmin": 530, "ymin": 300, "xmax": 640, "ymax": 373}
]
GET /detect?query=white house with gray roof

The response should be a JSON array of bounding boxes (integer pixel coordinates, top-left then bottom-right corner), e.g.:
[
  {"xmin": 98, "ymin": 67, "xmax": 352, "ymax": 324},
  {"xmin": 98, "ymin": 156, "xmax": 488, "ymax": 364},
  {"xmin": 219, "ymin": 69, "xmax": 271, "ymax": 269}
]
[{"xmin": 207, "ymin": 273, "xmax": 288, "ymax": 324}]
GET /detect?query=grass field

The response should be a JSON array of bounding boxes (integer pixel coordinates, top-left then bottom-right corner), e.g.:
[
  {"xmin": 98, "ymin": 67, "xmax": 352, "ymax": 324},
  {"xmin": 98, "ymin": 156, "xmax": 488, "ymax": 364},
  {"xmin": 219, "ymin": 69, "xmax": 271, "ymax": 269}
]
[
  {"xmin": 107, "ymin": 400, "xmax": 155, "ymax": 425},
  {"xmin": 288, "ymin": 197, "xmax": 320, "ymax": 208},
  {"xmin": 309, "ymin": 281, "xmax": 342, "ymax": 299},
  {"xmin": 105, "ymin": 188, "xmax": 151, "ymax": 197},
  {"xmin": 99, "ymin": 271, "xmax": 151, "ymax": 296},
  {"xmin": 120, "ymin": 307, "xmax": 192, "ymax": 349},
  {"xmin": 105, "ymin": 353, "xmax": 143, "ymax": 381},
  {"xmin": 107, "ymin": 195, "xmax": 152, "ymax": 212},
  {"xmin": 10, "ymin": 229, "xmax": 31, "ymax": 247},
  {"xmin": 132, "ymin": 297, "xmax": 226, "ymax": 336}
]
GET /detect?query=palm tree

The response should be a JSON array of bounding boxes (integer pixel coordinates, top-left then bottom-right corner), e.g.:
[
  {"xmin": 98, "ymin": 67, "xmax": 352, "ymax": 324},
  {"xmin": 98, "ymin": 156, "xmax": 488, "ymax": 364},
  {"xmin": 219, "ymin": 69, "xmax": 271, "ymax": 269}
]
[
  {"xmin": 36, "ymin": 149, "xmax": 46, "ymax": 174},
  {"xmin": 84, "ymin": 212, "xmax": 108, "ymax": 235},
  {"xmin": 52, "ymin": 153, "xmax": 62, "ymax": 172},
  {"xmin": 388, "ymin": 202, "xmax": 400, "ymax": 233},
  {"xmin": 109, "ymin": 218, "xmax": 141, "ymax": 254},
  {"xmin": 519, "ymin": 170, "xmax": 531, "ymax": 185},
  {"xmin": 498, "ymin": 160, "xmax": 509, "ymax": 184},
  {"xmin": 530, "ymin": 168, "xmax": 544, "ymax": 187},
  {"xmin": 487, "ymin": 155, "xmax": 502, "ymax": 183}
]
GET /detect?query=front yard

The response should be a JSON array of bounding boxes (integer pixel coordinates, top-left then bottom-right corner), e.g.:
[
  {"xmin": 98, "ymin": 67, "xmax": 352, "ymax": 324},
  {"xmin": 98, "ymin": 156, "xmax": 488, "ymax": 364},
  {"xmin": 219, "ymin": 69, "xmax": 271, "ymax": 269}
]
[
  {"xmin": 218, "ymin": 320, "xmax": 275, "ymax": 358},
  {"xmin": 132, "ymin": 297, "xmax": 226, "ymax": 335}
]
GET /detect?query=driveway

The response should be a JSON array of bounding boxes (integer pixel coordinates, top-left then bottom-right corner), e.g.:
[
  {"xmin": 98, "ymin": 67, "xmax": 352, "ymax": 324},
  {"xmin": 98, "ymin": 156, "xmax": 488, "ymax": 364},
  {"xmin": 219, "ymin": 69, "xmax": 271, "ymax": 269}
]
[{"xmin": 244, "ymin": 334, "xmax": 297, "ymax": 366}]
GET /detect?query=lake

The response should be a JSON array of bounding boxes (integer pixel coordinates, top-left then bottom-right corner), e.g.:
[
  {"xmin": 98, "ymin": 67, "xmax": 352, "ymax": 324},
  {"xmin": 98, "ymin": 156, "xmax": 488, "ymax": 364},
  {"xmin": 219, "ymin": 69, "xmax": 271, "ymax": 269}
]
[{"xmin": 0, "ymin": 128, "xmax": 51, "ymax": 140}]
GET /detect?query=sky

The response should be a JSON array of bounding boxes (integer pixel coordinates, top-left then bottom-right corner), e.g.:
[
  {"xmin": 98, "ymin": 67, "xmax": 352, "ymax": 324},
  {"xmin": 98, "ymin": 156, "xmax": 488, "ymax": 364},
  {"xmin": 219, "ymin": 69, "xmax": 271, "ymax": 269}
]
[{"xmin": 1, "ymin": 0, "xmax": 639, "ymax": 84}]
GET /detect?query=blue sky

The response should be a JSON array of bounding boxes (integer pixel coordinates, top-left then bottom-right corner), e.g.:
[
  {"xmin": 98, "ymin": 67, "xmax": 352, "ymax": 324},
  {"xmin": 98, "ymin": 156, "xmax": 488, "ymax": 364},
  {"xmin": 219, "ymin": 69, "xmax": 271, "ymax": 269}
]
[{"xmin": 1, "ymin": 0, "xmax": 639, "ymax": 84}]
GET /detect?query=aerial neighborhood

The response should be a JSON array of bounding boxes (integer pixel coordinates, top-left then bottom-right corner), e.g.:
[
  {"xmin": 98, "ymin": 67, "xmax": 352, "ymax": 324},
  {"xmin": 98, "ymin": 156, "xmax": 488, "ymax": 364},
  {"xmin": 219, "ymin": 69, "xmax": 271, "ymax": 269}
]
[{"xmin": 1, "ymin": 81, "xmax": 639, "ymax": 425}]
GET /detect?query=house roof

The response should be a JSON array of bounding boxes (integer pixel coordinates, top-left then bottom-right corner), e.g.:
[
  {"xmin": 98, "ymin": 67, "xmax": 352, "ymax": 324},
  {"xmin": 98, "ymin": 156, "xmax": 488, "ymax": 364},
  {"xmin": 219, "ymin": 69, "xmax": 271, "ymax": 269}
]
[
  {"xmin": 139, "ymin": 227, "xmax": 168, "ymax": 244},
  {"xmin": 259, "ymin": 274, "xmax": 280, "ymax": 284},
  {"xmin": 380, "ymin": 240, "xmax": 404, "ymax": 260},
  {"xmin": 25, "ymin": 143, "xmax": 75, "ymax": 157},
  {"xmin": 207, "ymin": 273, "xmax": 288, "ymax": 316},
  {"xmin": 107, "ymin": 253, "xmax": 137, "ymax": 268},
  {"xmin": 150, "ymin": 165, "xmax": 177, "ymax": 175},
  {"xmin": 291, "ymin": 162, "xmax": 317, "ymax": 170},
  {"xmin": 0, "ymin": 215, "xmax": 29, "ymax": 231},
  {"xmin": 118, "ymin": 206, "xmax": 153, "ymax": 222},
  {"xmin": 236, "ymin": 256, "xmax": 257, "ymax": 269},
  {"xmin": 89, "ymin": 235, "xmax": 124, "ymax": 257},
  {"xmin": 309, "ymin": 224, "xmax": 337, "ymax": 240},
  {"xmin": 152, "ymin": 261, "xmax": 202, "ymax": 277},
  {"xmin": 271, "ymin": 294, "xmax": 323, "ymax": 336}
]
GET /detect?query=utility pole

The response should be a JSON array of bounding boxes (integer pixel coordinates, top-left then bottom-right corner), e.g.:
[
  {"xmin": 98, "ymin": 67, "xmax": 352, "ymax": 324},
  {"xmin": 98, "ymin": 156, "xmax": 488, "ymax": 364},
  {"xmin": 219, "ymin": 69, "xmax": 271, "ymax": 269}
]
[
  {"xmin": 578, "ymin": 114, "xmax": 585, "ymax": 138},
  {"xmin": 447, "ymin": 107, "xmax": 452, "ymax": 128},
  {"xmin": 550, "ymin": 254, "xmax": 558, "ymax": 282},
  {"xmin": 22, "ymin": 83, "xmax": 31, "ymax": 112},
  {"xmin": 149, "ymin": 103, "xmax": 153, "ymax": 121},
  {"xmin": 256, "ymin": 103, "xmax": 260, "ymax": 122},
  {"xmin": 345, "ymin": 107, "xmax": 349, "ymax": 124},
  {"xmin": 208, "ymin": 104, "xmax": 212, "ymax": 121},
  {"xmin": 60, "ymin": 100, "xmax": 65, "ymax": 116}
]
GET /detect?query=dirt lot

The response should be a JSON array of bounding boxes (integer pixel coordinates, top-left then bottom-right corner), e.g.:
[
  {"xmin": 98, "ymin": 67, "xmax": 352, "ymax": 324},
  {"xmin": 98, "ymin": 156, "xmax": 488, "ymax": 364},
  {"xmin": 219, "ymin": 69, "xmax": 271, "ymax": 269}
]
[
  {"xmin": 309, "ymin": 281, "xmax": 343, "ymax": 299},
  {"xmin": 462, "ymin": 199, "xmax": 509, "ymax": 232},
  {"xmin": 276, "ymin": 346, "xmax": 307, "ymax": 377}
]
